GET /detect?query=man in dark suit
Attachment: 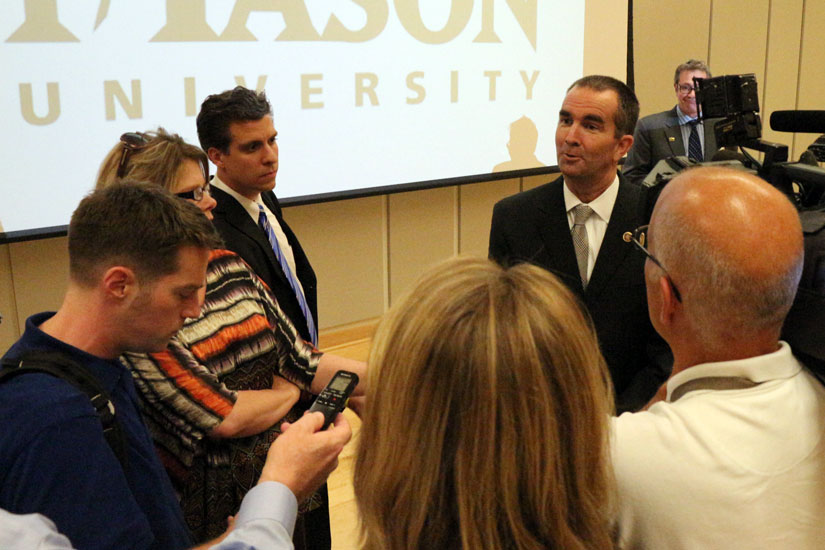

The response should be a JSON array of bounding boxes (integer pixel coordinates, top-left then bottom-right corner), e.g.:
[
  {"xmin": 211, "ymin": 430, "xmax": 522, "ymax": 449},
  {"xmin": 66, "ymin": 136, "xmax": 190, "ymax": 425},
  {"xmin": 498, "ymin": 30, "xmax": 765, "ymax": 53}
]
[
  {"xmin": 489, "ymin": 75, "xmax": 671, "ymax": 413},
  {"xmin": 196, "ymin": 86, "xmax": 317, "ymax": 346},
  {"xmin": 196, "ymin": 87, "xmax": 325, "ymax": 549},
  {"xmin": 623, "ymin": 59, "xmax": 718, "ymax": 184}
]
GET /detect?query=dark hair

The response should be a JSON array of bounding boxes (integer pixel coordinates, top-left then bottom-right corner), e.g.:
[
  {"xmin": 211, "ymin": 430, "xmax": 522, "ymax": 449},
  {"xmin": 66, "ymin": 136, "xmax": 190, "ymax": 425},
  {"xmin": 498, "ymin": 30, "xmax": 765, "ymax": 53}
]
[
  {"xmin": 196, "ymin": 86, "xmax": 272, "ymax": 153},
  {"xmin": 567, "ymin": 75, "xmax": 640, "ymax": 138},
  {"xmin": 69, "ymin": 181, "xmax": 222, "ymax": 286},
  {"xmin": 96, "ymin": 128, "xmax": 208, "ymax": 192},
  {"xmin": 674, "ymin": 59, "xmax": 711, "ymax": 85}
]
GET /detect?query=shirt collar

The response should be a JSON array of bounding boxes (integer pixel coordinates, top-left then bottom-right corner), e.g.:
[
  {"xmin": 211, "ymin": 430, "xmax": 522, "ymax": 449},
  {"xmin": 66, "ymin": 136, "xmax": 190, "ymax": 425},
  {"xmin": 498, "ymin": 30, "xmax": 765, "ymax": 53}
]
[
  {"xmin": 666, "ymin": 341, "xmax": 801, "ymax": 402},
  {"xmin": 563, "ymin": 173, "xmax": 620, "ymax": 224},
  {"xmin": 211, "ymin": 174, "xmax": 266, "ymax": 222},
  {"xmin": 21, "ymin": 312, "xmax": 126, "ymax": 392},
  {"xmin": 676, "ymin": 105, "xmax": 699, "ymax": 125}
]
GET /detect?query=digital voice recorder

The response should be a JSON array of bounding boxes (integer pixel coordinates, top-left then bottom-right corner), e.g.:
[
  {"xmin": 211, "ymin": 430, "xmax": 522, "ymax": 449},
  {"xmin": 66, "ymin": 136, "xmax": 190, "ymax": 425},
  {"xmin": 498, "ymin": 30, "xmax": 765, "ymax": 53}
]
[{"xmin": 308, "ymin": 370, "xmax": 359, "ymax": 429}]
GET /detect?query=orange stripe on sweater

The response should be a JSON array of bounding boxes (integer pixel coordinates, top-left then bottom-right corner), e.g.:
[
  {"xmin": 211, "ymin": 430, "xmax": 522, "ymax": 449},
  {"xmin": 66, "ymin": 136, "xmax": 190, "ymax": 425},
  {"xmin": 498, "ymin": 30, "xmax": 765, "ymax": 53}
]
[
  {"xmin": 152, "ymin": 353, "xmax": 234, "ymax": 417},
  {"xmin": 190, "ymin": 315, "xmax": 271, "ymax": 361}
]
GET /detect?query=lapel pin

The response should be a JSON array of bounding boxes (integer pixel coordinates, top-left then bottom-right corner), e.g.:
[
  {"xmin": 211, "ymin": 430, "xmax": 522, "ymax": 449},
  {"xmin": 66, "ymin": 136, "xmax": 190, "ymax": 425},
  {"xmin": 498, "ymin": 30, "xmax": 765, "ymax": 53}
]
[
  {"xmin": 622, "ymin": 231, "xmax": 633, "ymax": 242},
  {"xmin": 668, "ymin": 136, "xmax": 676, "ymax": 142}
]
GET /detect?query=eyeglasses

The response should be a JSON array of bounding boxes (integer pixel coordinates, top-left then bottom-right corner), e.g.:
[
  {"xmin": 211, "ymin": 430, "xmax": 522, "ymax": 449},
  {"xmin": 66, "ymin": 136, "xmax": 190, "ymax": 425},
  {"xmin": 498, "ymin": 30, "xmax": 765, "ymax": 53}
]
[
  {"xmin": 676, "ymin": 84, "xmax": 696, "ymax": 94},
  {"xmin": 116, "ymin": 132, "xmax": 149, "ymax": 178},
  {"xmin": 631, "ymin": 225, "xmax": 682, "ymax": 302},
  {"xmin": 175, "ymin": 181, "xmax": 211, "ymax": 202}
]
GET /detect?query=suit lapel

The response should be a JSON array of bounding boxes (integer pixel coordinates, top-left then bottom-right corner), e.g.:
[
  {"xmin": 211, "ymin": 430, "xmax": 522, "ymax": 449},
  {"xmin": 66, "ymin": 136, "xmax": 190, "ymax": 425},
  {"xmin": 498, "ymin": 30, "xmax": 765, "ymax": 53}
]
[
  {"xmin": 587, "ymin": 180, "xmax": 640, "ymax": 298},
  {"xmin": 536, "ymin": 178, "xmax": 587, "ymax": 291},
  {"xmin": 664, "ymin": 108, "xmax": 685, "ymax": 156},
  {"xmin": 211, "ymin": 186, "xmax": 293, "ymax": 291}
]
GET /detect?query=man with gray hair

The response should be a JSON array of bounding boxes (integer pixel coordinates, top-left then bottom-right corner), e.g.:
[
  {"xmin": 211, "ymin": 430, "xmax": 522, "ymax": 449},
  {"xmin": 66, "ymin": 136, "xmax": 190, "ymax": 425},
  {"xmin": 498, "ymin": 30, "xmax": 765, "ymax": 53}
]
[
  {"xmin": 623, "ymin": 59, "xmax": 719, "ymax": 184},
  {"xmin": 613, "ymin": 166, "xmax": 825, "ymax": 548}
]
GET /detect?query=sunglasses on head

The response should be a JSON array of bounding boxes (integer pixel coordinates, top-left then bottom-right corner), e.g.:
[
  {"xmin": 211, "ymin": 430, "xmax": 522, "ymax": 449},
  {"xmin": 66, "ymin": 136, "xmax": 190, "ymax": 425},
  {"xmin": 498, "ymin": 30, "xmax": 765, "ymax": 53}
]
[{"xmin": 116, "ymin": 132, "xmax": 149, "ymax": 178}]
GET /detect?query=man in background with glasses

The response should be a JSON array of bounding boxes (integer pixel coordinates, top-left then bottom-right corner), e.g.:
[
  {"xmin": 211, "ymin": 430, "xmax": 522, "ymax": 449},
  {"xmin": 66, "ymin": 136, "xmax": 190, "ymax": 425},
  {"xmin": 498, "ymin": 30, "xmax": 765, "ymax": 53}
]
[
  {"xmin": 612, "ymin": 166, "xmax": 825, "ymax": 548},
  {"xmin": 623, "ymin": 59, "xmax": 719, "ymax": 184}
]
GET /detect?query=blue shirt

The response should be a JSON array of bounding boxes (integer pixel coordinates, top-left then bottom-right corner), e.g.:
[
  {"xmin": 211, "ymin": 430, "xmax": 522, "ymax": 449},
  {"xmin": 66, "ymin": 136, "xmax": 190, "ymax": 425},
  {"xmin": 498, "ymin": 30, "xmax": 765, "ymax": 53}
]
[
  {"xmin": 0, "ymin": 312, "xmax": 192, "ymax": 550},
  {"xmin": 0, "ymin": 482, "xmax": 297, "ymax": 550}
]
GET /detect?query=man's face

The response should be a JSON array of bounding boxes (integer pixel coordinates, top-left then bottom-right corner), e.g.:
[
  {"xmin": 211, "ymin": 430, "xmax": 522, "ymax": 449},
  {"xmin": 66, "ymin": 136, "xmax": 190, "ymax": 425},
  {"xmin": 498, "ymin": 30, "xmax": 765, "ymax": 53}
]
[
  {"xmin": 209, "ymin": 115, "xmax": 279, "ymax": 201},
  {"xmin": 556, "ymin": 86, "xmax": 632, "ymax": 186},
  {"xmin": 125, "ymin": 245, "xmax": 210, "ymax": 353},
  {"xmin": 674, "ymin": 69, "xmax": 707, "ymax": 118}
]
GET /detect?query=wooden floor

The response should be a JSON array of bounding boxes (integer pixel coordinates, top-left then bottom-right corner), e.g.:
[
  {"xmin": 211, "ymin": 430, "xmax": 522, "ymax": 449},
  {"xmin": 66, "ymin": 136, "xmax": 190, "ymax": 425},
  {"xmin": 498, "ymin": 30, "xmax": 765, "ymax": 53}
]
[
  {"xmin": 327, "ymin": 408, "xmax": 362, "ymax": 549},
  {"xmin": 318, "ymin": 322, "xmax": 373, "ymax": 550}
]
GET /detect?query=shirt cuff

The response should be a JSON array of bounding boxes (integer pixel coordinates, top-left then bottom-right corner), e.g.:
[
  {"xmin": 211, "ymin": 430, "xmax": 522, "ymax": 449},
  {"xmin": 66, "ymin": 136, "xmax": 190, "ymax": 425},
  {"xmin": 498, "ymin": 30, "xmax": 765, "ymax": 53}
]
[{"xmin": 234, "ymin": 481, "xmax": 298, "ymax": 537}]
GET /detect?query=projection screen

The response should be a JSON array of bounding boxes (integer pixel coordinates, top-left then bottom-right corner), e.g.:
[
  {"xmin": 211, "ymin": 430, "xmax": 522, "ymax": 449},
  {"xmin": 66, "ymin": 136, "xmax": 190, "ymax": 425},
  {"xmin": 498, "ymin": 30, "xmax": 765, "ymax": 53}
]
[{"xmin": 0, "ymin": 1, "xmax": 584, "ymax": 241}]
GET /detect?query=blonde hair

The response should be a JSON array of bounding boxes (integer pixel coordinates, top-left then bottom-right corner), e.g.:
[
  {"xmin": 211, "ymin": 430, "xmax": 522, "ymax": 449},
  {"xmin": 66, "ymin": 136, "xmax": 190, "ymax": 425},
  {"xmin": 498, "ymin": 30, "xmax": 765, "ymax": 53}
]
[
  {"xmin": 96, "ymin": 128, "xmax": 208, "ymax": 192},
  {"xmin": 354, "ymin": 257, "xmax": 615, "ymax": 550}
]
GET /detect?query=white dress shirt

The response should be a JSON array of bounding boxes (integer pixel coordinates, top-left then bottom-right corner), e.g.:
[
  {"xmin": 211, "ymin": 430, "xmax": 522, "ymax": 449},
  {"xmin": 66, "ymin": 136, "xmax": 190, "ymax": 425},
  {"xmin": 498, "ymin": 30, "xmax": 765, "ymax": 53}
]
[{"xmin": 563, "ymin": 174, "xmax": 619, "ymax": 281}]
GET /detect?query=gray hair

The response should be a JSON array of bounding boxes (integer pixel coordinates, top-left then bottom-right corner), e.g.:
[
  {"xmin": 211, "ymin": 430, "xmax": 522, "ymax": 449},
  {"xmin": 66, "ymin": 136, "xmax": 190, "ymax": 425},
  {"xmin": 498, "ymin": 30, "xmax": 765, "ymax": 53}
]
[{"xmin": 674, "ymin": 60, "xmax": 712, "ymax": 85}]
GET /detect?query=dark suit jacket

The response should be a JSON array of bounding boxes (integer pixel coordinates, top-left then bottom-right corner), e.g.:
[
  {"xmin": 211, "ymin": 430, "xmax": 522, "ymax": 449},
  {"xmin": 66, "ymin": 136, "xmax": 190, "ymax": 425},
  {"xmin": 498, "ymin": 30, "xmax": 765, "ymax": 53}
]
[
  {"xmin": 489, "ymin": 175, "xmax": 671, "ymax": 413},
  {"xmin": 623, "ymin": 106, "xmax": 719, "ymax": 184},
  {"xmin": 210, "ymin": 186, "xmax": 318, "ymax": 343}
]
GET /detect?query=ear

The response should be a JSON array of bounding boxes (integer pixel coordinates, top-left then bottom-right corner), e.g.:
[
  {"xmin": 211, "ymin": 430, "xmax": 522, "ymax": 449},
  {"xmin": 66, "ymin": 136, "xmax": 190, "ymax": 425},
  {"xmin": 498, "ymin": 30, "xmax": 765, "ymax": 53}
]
[
  {"xmin": 656, "ymin": 275, "xmax": 677, "ymax": 328},
  {"xmin": 207, "ymin": 147, "xmax": 224, "ymax": 168},
  {"xmin": 101, "ymin": 266, "xmax": 136, "ymax": 300},
  {"xmin": 616, "ymin": 134, "xmax": 634, "ymax": 160}
]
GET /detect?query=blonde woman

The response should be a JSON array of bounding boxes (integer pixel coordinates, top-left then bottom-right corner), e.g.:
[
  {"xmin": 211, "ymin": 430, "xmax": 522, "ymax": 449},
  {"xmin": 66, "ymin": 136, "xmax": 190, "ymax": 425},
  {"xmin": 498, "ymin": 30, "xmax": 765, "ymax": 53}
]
[
  {"xmin": 355, "ymin": 256, "xmax": 615, "ymax": 550},
  {"xmin": 97, "ymin": 129, "xmax": 365, "ymax": 548}
]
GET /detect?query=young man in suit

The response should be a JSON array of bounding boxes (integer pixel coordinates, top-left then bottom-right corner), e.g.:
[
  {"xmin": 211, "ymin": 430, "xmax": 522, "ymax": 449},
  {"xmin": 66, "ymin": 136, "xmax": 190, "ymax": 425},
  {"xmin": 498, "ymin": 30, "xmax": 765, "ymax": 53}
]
[
  {"xmin": 196, "ymin": 87, "xmax": 327, "ymax": 550},
  {"xmin": 623, "ymin": 59, "xmax": 718, "ymax": 184},
  {"xmin": 489, "ymin": 75, "xmax": 671, "ymax": 413},
  {"xmin": 197, "ymin": 86, "xmax": 317, "ymax": 346}
]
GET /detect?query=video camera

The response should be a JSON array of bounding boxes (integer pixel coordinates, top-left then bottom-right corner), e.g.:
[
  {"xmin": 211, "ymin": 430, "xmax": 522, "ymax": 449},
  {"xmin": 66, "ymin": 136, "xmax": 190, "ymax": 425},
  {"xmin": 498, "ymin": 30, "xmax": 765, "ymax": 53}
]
[
  {"xmin": 642, "ymin": 73, "xmax": 825, "ymax": 373},
  {"xmin": 694, "ymin": 73, "xmax": 825, "ymax": 207}
]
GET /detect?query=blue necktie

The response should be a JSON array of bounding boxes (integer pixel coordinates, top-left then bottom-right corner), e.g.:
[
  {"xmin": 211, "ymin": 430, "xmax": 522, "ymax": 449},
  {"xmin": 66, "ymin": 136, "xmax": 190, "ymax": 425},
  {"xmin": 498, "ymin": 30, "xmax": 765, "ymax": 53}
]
[
  {"xmin": 688, "ymin": 121, "xmax": 703, "ymax": 161},
  {"xmin": 257, "ymin": 204, "xmax": 318, "ymax": 345}
]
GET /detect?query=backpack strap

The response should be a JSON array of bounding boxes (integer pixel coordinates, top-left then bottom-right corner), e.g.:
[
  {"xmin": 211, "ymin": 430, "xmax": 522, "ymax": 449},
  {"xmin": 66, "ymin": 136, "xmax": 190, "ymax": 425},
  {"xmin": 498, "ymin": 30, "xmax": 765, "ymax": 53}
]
[{"xmin": 0, "ymin": 350, "xmax": 128, "ymax": 470}]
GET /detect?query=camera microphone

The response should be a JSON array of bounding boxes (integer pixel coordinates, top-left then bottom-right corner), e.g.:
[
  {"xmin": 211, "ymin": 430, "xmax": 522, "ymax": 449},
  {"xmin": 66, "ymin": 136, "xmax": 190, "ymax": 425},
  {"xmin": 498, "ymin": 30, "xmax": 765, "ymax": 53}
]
[{"xmin": 769, "ymin": 110, "xmax": 825, "ymax": 134}]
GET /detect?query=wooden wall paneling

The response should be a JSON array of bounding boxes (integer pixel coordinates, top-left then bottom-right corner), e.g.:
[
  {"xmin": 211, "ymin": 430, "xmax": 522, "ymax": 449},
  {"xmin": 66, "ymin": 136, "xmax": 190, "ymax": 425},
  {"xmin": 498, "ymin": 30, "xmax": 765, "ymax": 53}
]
[
  {"xmin": 458, "ymin": 178, "xmax": 521, "ymax": 257},
  {"xmin": 794, "ymin": 1, "xmax": 825, "ymax": 156},
  {"xmin": 708, "ymin": 1, "xmax": 770, "ymax": 88},
  {"xmin": 8, "ymin": 237, "xmax": 68, "ymax": 333},
  {"xmin": 761, "ymin": 0, "xmax": 804, "ymax": 157},
  {"xmin": 0, "ymin": 244, "xmax": 20, "ymax": 352},
  {"xmin": 583, "ymin": 0, "xmax": 629, "ymax": 79},
  {"xmin": 282, "ymin": 195, "xmax": 386, "ymax": 330},
  {"xmin": 632, "ymin": 0, "xmax": 712, "ymax": 116},
  {"xmin": 387, "ymin": 186, "xmax": 458, "ymax": 305},
  {"xmin": 523, "ymin": 173, "xmax": 553, "ymax": 192}
]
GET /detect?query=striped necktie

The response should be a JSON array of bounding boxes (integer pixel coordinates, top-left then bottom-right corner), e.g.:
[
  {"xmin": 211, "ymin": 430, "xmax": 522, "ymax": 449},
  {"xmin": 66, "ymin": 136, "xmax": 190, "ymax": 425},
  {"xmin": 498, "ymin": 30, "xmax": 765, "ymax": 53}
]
[
  {"xmin": 688, "ymin": 121, "xmax": 703, "ymax": 161},
  {"xmin": 257, "ymin": 204, "xmax": 318, "ymax": 344}
]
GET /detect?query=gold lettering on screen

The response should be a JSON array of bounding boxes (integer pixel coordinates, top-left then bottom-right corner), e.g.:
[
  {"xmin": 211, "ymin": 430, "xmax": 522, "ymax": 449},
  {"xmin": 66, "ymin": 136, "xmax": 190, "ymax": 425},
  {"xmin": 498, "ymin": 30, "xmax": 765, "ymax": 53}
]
[
  {"xmin": 520, "ymin": 70, "xmax": 539, "ymax": 100},
  {"xmin": 356, "ymin": 73, "xmax": 379, "ymax": 107},
  {"xmin": 406, "ymin": 72, "xmax": 425, "ymax": 105},
  {"xmin": 19, "ymin": 83, "xmax": 60, "ymax": 125},
  {"xmin": 484, "ymin": 70, "xmax": 501, "ymax": 101},
  {"xmin": 16, "ymin": 71, "xmax": 542, "ymax": 123},
  {"xmin": 184, "ymin": 76, "xmax": 197, "ymax": 116},
  {"xmin": 301, "ymin": 74, "xmax": 324, "ymax": 109},
  {"xmin": 220, "ymin": 0, "xmax": 321, "ymax": 41},
  {"xmin": 152, "ymin": 0, "xmax": 219, "ymax": 41},
  {"xmin": 6, "ymin": 0, "xmax": 78, "ymax": 42},
  {"xmin": 394, "ymin": 0, "xmax": 472, "ymax": 44},
  {"xmin": 320, "ymin": 0, "xmax": 388, "ymax": 42},
  {"xmin": 104, "ymin": 80, "xmax": 142, "ymax": 120},
  {"xmin": 6, "ymin": 0, "xmax": 537, "ymax": 49}
]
